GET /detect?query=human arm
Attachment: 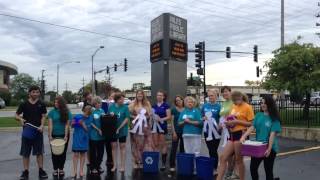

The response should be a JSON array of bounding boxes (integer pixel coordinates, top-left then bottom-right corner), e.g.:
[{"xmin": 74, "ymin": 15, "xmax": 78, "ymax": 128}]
[
  {"xmin": 160, "ymin": 108, "xmax": 171, "ymax": 122},
  {"xmin": 240, "ymin": 126, "xmax": 255, "ymax": 143},
  {"xmin": 91, "ymin": 123, "xmax": 102, "ymax": 135},
  {"xmin": 117, "ymin": 118, "xmax": 128, "ymax": 134},
  {"xmin": 48, "ymin": 118, "xmax": 53, "ymax": 141},
  {"xmin": 265, "ymin": 132, "xmax": 276, "ymax": 157},
  {"xmin": 15, "ymin": 103, "xmax": 25, "ymax": 126}
]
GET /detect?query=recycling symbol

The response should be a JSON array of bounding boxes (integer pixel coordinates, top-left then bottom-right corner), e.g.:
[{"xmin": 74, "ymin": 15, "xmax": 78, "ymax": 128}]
[{"xmin": 145, "ymin": 156, "xmax": 153, "ymax": 165}]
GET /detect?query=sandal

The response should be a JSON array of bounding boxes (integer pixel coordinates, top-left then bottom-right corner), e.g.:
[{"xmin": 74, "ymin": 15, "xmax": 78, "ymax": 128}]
[
  {"xmin": 91, "ymin": 169, "xmax": 98, "ymax": 175},
  {"xmin": 52, "ymin": 170, "xmax": 58, "ymax": 177},
  {"xmin": 58, "ymin": 170, "xmax": 65, "ymax": 177}
]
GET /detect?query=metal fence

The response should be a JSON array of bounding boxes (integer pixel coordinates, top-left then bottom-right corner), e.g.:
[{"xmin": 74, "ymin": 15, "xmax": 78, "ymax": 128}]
[{"xmin": 249, "ymin": 100, "xmax": 320, "ymax": 128}]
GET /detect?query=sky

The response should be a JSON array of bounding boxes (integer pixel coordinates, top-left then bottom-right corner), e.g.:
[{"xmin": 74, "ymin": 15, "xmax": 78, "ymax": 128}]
[{"xmin": 0, "ymin": 0, "xmax": 318, "ymax": 92}]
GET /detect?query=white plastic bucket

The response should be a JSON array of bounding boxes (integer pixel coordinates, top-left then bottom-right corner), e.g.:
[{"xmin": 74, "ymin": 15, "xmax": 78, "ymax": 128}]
[{"xmin": 50, "ymin": 139, "xmax": 66, "ymax": 155}]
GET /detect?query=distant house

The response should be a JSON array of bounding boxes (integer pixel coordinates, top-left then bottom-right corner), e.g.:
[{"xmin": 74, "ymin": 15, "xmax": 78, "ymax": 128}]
[{"xmin": 0, "ymin": 60, "xmax": 18, "ymax": 91}]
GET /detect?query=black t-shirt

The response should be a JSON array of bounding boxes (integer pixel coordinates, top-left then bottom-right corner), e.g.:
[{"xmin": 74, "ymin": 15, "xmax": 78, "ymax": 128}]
[
  {"xmin": 82, "ymin": 100, "xmax": 92, "ymax": 111},
  {"xmin": 16, "ymin": 100, "xmax": 47, "ymax": 127}
]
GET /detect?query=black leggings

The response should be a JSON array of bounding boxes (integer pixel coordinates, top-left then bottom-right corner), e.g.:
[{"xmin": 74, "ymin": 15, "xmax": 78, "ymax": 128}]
[
  {"xmin": 250, "ymin": 150, "xmax": 277, "ymax": 180},
  {"xmin": 169, "ymin": 133, "xmax": 184, "ymax": 168},
  {"xmin": 204, "ymin": 137, "xmax": 220, "ymax": 169},
  {"xmin": 51, "ymin": 134, "xmax": 69, "ymax": 170},
  {"xmin": 89, "ymin": 140, "xmax": 105, "ymax": 170},
  {"xmin": 105, "ymin": 137, "xmax": 113, "ymax": 167}
]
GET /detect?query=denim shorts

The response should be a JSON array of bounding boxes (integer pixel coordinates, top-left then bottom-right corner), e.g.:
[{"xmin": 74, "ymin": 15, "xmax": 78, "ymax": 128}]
[{"xmin": 20, "ymin": 133, "xmax": 44, "ymax": 157}]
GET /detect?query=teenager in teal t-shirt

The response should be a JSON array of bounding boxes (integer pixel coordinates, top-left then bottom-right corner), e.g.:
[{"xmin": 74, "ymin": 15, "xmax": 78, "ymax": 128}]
[
  {"xmin": 107, "ymin": 93, "xmax": 130, "ymax": 172},
  {"xmin": 240, "ymin": 96, "xmax": 282, "ymax": 180},
  {"xmin": 178, "ymin": 96, "xmax": 202, "ymax": 156},
  {"xmin": 89, "ymin": 96, "xmax": 105, "ymax": 174},
  {"xmin": 47, "ymin": 96, "xmax": 72, "ymax": 177},
  {"xmin": 169, "ymin": 95, "xmax": 185, "ymax": 171}
]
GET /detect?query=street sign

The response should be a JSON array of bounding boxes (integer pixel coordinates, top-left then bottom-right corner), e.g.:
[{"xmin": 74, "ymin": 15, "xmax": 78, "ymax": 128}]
[
  {"xmin": 151, "ymin": 15, "xmax": 164, "ymax": 43},
  {"xmin": 169, "ymin": 14, "xmax": 187, "ymax": 43}
]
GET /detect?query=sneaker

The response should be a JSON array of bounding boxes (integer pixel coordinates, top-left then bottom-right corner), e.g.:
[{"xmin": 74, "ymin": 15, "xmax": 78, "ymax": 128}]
[
  {"xmin": 39, "ymin": 168, "xmax": 48, "ymax": 179},
  {"xmin": 224, "ymin": 171, "xmax": 233, "ymax": 180},
  {"xmin": 169, "ymin": 168, "xmax": 175, "ymax": 172},
  {"xmin": 20, "ymin": 170, "xmax": 29, "ymax": 180},
  {"xmin": 230, "ymin": 173, "xmax": 240, "ymax": 180},
  {"xmin": 160, "ymin": 165, "xmax": 166, "ymax": 171}
]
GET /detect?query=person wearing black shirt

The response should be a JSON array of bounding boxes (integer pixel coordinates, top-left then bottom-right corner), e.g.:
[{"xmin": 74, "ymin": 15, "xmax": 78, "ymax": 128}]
[
  {"xmin": 15, "ymin": 86, "xmax": 48, "ymax": 180},
  {"xmin": 82, "ymin": 91, "xmax": 93, "ymax": 112}
]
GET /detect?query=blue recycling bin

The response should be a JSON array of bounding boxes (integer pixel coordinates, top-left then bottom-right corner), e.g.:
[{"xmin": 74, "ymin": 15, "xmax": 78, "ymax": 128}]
[
  {"xmin": 196, "ymin": 156, "xmax": 216, "ymax": 180},
  {"xmin": 143, "ymin": 151, "xmax": 159, "ymax": 173},
  {"xmin": 177, "ymin": 153, "xmax": 195, "ymax": 176}
]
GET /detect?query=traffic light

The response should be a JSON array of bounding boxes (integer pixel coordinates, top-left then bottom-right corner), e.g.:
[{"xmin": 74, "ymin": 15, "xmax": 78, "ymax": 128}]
[
  {"xmin": 124, "ymin": 58, "xmax": 128, "ymax": 72},
  {"xmin": 195, "ymin": 42, "xmax": 205, "ymax": 75},
  {"xmin": 256, "ymin": 66, "xmax": 260, "ymax": 77},
  {"xmin": 254, "ymin": 45, "xmax": 258, "ymax": 62},
  {"xmin": 94, "ymin": 80, "xmax": 98, "ymax": 91},
  {"xmin": 226, "ymin": 46, "xmax": 231, "ymax": 58},
  {"xmin": 106, "ymin": 66, "xmax": 109, "ymax": 74},
  {"xmin": 114, "ymin": 64, "xmax": 117, "ymax": 72}
]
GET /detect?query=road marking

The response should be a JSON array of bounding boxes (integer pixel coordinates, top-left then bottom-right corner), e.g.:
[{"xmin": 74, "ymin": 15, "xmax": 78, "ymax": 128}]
[{"xmin": 278, "ymin": 146, "xmax": 320, "ymax": 156}]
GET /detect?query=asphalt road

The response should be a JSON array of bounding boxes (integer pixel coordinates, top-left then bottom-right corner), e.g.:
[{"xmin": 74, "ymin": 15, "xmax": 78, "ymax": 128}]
[{"xmin": 0, "ymin": 130, "xmax": 319, "ymax": 180}]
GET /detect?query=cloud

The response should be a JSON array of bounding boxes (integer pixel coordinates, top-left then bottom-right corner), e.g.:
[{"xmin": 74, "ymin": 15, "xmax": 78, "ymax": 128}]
[{"xmin": 0, "ymin": 0, "xmax": 317, "ymax": 92}]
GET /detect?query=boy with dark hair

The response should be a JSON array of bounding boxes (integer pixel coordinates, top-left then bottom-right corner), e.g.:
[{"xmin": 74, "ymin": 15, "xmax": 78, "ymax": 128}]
[{"xmin": 15, "ymin": 85, "xmax": 48, "ymax": 180}]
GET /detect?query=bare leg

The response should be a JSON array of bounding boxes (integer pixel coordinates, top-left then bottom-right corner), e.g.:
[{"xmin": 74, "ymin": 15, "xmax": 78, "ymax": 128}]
[
  {"xmin": 130, "ymin": 134, "xmax": 138, "ymax": 168},
  {"xmin": 159, "ymin": 134, "xmax": 167, "ymax": 154},
  {"xmin": 79, "ymin": 153, "xmax": 86, "ymax": 176},
  {"xmin": 216, "ymin": 142, "xmax": 235, "ymax": 180},
  {"xmin": 36, "ymin": 155, "xmax": 44, "ymax": 169},
  {"xmin": 23, "ymin": 157, "xmax": 30, "ymax": 170},
  {"xmin": 234, "ymin": 142, "xmax": 245, "ymax": 180},
  {"xmin": 119, "ymin": 143, "xmax": 126, "ymax": 172},
  {"xmin": 135, "ymin": 135, "xmax": 144, "ymax": 164},
  {"xmin": 152, "ymin": 134, "xmax": 159, "ymax": 151},
  {"xmin": 72, "ymin": 153, "xmax": 79, "ymax": 177},
  {"xmin": 111, "ymin": 142, "xmax": 117, "ymax": 171}
]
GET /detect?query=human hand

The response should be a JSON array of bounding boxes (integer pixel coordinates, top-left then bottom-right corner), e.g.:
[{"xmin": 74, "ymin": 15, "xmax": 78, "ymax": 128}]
[
  {"xmin": 184, "ymin": 118, "xmax": 191, "ymax": 124},
  {"xmin": 203, "ymin": 116, "xmax": 208, "ymax": 121},
  {"xmin": 172, "ymin": 132, "xmax": 178, "ymax": 141},
  {"xmin": 64, "ymin": 136, "xmax": 68, "ymax": 142},
  {"xmin": 20, "ymin": 118, "xmax": 26, "ymax": 126},
  {"xmin": 265, "ymin": 148, "xmax": 271, "ymax": 157},
  {"xmin": 116, "ymin": 128, "xmax": 120, "ymax": 134},
  {"xmin": 38, "ymin": 125, "xmax": 44, "ymax": 133},
  {"xmin": 48, "ymin": 135, "xmax": 53, "ymax": 142},
  {"xmin": 98, "ymin": 129, "xmax": 103, "ymax": 136},
  {"xmin": 239, "ymin": 137, "xmax": 246, "ymax": 144}
]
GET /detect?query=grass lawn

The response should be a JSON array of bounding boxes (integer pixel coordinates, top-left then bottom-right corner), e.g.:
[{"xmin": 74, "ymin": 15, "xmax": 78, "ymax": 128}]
[
  {"xmin": 0, "ymin": 117, "xmax": 20, "ymax": 127},
  {"xmin": 0, "ymin": 117, "xmax": 49, "ymax": 127}
]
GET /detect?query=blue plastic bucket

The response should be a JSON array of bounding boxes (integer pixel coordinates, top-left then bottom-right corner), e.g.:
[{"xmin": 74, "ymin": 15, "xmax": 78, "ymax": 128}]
[
  {"xmin": 22, "ymin": 124, "xmax": 39, "ymax": 139},
  {"xmin": 196, "ymin": 156, "xmax": 216, "ymax": 180},
  {"xmin": 177, "ymin": 153, "xmax": 195, "ymax": 176},
  {"xmin": 143, "ymin": 151, "xmax": 159, "ymax": 173}
]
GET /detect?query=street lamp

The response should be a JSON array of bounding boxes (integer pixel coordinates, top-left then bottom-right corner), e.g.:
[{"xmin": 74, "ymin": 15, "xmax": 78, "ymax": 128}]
[
  {"xmin": 57, "ymin": 61, "xmax": 80, "ymax": 95},
  {"xmin": 91, "ymin": 46, "xmax": 104, "ymax": 95}
]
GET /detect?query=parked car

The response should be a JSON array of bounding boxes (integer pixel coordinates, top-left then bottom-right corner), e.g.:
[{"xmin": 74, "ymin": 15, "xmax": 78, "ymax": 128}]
[
  {"xmin": 310, "ymin": 92, "xmax": 320, "ymax": 105},
  {"xmin": 0, "ymin": 98, "xmax": 6, "ymax": 109}
]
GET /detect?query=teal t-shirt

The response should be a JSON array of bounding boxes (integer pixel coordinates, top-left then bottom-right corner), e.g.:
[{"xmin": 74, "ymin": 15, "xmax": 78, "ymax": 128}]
[
  {"xmin": 253, "ymin": 112, "xmax": 282, "ymax": 153},
  {"xmin": 178, "ymin": 108, "xmax": 203, "ymax": 135},
  {"xmin": 171, "ymin": 107, "xmax": 184, "ymax": 134},
  {"xmin": 201, "ymin": 102, "xmax": 221, "ymax": 123},
  {"xmin": 48, "ymin": 108, "xmax": 72, "ymax": 135},
  {"xmin": 90, "ymin": 108, "xmax": 105, "ymax": 141},
  {"xmin": 108, "ymin": 103, "xmax": 130, "ymax": 138}
]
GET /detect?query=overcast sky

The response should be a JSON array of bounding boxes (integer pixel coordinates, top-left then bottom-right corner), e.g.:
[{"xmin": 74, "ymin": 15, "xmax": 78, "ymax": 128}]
[{"xmin": 0, "ymin": 0, "xmax": 318, "ymax": 92}]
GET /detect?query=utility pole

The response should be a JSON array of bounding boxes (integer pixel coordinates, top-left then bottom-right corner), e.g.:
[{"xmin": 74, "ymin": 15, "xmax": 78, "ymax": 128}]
[
  {"xmin": 281, "ymin": 0, "xmax": 284, "ymax": 47},
  {"xmin": 81, "ymin": 77, "xmax": 85, "ymax": 94},
  {"xmin": 41, "ymin": 69, "xmax": 45, "ymax": 100},
  {"xmin": 65, "ymin": 82, "xmax": 68, "ymax": 92},
  {"xmin": 280, "ymin": 0, "xmax": 285, "ymax": 106}
]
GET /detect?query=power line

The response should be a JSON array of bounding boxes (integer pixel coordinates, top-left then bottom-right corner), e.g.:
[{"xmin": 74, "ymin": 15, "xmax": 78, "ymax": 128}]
[{"xmin": 0, "ymin": 12, "xmax": 149, "ymax": 44}]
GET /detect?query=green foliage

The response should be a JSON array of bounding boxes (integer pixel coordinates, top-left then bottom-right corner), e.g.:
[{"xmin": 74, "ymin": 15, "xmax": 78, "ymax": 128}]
[
  {"xmin": 62, "ymin": 90, "xmax": 76, "ymax": 103},
  {"xmin": 10, "ymin": 73, "xmax": 38, "ymax": 101},
  {"xmin": 45, "ymin": 91, "xmax": 57, "ymax": 102},
  {"xmin": 0, "ymin": 90, "xmax": 11, "ymax": 105},
  {"xmin": 263, "ymin": 40, "xmax": 320, "ymax": 95}
]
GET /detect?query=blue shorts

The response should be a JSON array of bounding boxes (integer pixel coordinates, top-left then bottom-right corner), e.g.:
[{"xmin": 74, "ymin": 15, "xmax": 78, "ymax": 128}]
[
  {"xmin": 20, "ymin": 134, "xmax": 44, "ymax": 157},
  {"xmin": 152, "ymin": 123, "xmax": 168, "ymax": 134}
]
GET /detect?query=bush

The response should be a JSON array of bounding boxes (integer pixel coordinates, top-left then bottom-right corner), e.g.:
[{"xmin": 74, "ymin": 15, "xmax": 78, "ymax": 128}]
[
  {"xmin": 0, "ymin": 91, "xmax": 12, "ymax": 105},
  {"xmin": 9, "ymin": 99, "xmax": 20, "ymax": 106}
]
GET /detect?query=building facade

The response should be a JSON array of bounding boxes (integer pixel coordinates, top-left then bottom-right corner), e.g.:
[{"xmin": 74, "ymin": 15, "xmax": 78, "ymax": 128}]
[{"xmin": 0, "ymin": 60, "xmax": 18, "ymax": 91}]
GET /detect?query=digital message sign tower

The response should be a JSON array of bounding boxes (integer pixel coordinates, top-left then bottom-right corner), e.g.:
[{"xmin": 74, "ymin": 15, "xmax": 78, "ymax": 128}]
[{"xmin": 150, "ymin": 13, "xmax": 188, "ymax": 104}]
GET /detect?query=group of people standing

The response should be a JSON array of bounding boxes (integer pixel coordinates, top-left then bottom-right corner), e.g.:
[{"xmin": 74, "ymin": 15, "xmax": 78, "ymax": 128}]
[{"xmin": 16, "ymin": 85, "xmax": 281, "ymax": 180}]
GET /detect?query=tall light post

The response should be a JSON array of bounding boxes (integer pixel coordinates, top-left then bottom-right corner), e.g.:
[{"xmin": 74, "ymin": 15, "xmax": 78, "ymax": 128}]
[
  {"xmin": 57, "ymin": 61, "xmax": 80, "ymax": 95},
  {"xmin": 91, "ymin": 46, "xmax": 104, "ymax": 95}
]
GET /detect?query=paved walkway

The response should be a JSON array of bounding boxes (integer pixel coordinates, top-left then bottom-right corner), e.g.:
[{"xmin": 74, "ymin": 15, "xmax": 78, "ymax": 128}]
[{"xmin": 0, "ymin": 131, "xmax": 319, "ymax": 180}]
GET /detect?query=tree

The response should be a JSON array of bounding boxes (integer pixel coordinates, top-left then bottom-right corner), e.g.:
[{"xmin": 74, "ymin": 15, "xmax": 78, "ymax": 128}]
[
  {"xmin": 10, "ymin": 73, "xmax": 38, "ymax": 101},
  {"xmin": 245, "ymin": 80, "xmax": 261, "ymax": 95},
  {"xmin": 62, "ymin": 90, "xmax": 75, "ymax": 103},
  {"xmin": 262, "ymin": 39, "xmax": 320, "ymax": 124},
  {"xmin": 45, "ymin": 91, "xmax": 57, "ymax": 102}
]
